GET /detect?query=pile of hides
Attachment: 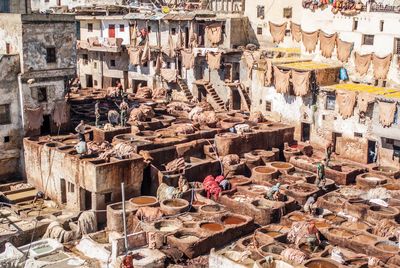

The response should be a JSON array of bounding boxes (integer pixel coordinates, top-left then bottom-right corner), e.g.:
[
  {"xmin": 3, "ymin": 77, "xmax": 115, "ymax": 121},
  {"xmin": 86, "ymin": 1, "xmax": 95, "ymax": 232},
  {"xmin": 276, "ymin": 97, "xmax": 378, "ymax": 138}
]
[
  {"xmin": 165, "ymin": 157, "xmax": 186, "ymax": 173},
  {"xmin": 25, "ymin": 106, "xmax": 44, "ymax": 130},
  {"xmin": 361, "ymin": 187, "xmax": 391, "ymax": 200},
  {"xmin": 189, "ymin": 107, "xmax": 217, "ymax": 127},
  {"xmin": 302, "ymin": 31, "xmax": 319, "ymax": 53},
  {"xmin": 354, "ymin": 53, "xmax": 372, "ymax": 76},
  {"xmin": 269, "ymin": 22, "xmax": 287, "ymax": 44},
  {"xmin": 43, "ymin": 221, "xmax": 79, "ymax": 243},
  {"xmin": 0, "ymin": 243, "xmax": 24, "ymax": 267},
  {"xmin": 372, "ymin": 54, "xmax": 392, "ymax": 80},
  {"xmin": 174, "ymin": 123, "xmax": 195, "ymax": 135},
  {"xmin": 273, "ymin": 66, "xmax": 290, "ymax": 94},
  {"xmin": 291, "ymin": 22, "xmax": 302, "ymax": 42},
  {"xmin": 129, "ymin": 104, "xmax": 155, "ymax": 123},
  {"xmin": 114, "ymin": 142, "xmax": 136, "ymax": 159},
  {"xmin": 167, "ymin": 102, "xmax": 192, "ymax": 114},
  {"xmin": 287, "ymin": 221, "xmax": 309, "ymax": 245},
  {"xmin": 52, "ymin": 101, "xmax": 69, "ymax": 127},
  {"xmin": 106, "ymin": 87, "xmax": 118, "ymax": 97},
  {"xmin": 107, "ymin": 110, "xmax": 120, "ymax": 125},
  {"xmin": 161, "ymin": 68, "xmax": 177, "ymax": 83},
  {"xmin": 196, "ymin": 100, "xmax": 213, "ymax": 111},
  {"xmin": 249, "ymin": 111, "xmax": 264, "ymax": 123},
  {"xmin": 336, "ymin": 90, "xmax": 357, "ymax": 119},
  {"xmin": 235, "ymin": 124, "xmax": 251, "ymax": 135},
  {"xmin": 292, "ymin": 70, "xmax": 311, "ymax": 96},
  {"xmin": 337, "ymin": 39, "xmax": 353, "ymax": 62},
  {"xmin": 103, "ymin": 123, "xmax": 114, "ymax": 131},
  {"xmin": 152, "ymin": 87, "xmax": 167, "ymax": 100},
  {"xmin": 87, "ymin": 141, "xmax": 112, "ymax": 154},
  {"xmin": 77, "ymin": 211, "xmax": 97, "ymax": 235},
  {"xmin": 135, "ymin": 86, "xmax": 152, "ymax": 99},
  {"xmin": 319, "ymin": 32, "xmax": 337, "ymax": 58},
  {"xmin": 136, "ymin": 207, "xmax": 163, "ymax": 223},
  {"xmin": 281, "ymin": 248, "xmax": 308, "ymax": 265},
  {"xmin": 203, "ymin": 175, "xmax": 222, "ymax": 200},
  {"xmin": 222, "ymin": 154, "xmax": 240, "ymax": 167},
  {"xmin": 372, "ymin": 219, "xmax": 398, "ymax": 238},
  {"xmin": 205, "ymin": 23, "xmax": 222, "ymax": 45},
  {"xmin": 378, "ymin": 101, "xmax": 397, "ymax": 127}
]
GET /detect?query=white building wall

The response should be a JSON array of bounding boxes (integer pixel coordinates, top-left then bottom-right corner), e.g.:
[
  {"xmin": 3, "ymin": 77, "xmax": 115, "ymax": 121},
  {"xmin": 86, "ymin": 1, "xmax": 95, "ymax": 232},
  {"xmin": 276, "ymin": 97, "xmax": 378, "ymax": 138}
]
[{"xmin": 101, "ymin": 19, "xmax": 130, "ymax": 45}]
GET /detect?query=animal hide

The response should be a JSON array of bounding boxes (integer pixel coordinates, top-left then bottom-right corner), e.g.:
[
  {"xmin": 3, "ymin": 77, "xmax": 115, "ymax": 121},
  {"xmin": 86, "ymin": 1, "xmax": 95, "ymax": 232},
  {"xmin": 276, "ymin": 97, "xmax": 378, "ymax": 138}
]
[
  {"xmin": 160, "ymin": 68, "xmax": 177, "ymax": 82},
  {"xmin": 269, "ymin": 22, "xmax": 287, "ymax": 44},
  {"xmin": 167, "ymin": 33, "xmax": 176, "ymax": 58},
  {"xmin": 378, "ymin": 101, "xmax": 397, "ymax": 127},
  {"xmin": 242, "ymin": 51, "xmax": 255, "ymax": 79},
  {"xmin": 336, "ymin": 39, "xmax": 353, "ymax": 62},
  {"xmin": 189, "ymin": 21, "xmax": 198, "ymax": 48},
  {"xmin": 141, "ymin": 39, "xmax": 150, "ymax": 65},
  {"xmin": 292, "ymin": 70, "xmax": 311, "ymax": 96},
  {"xmin": 25, "ymin": 106, "xmax": 44, "ymax": 130},
  {"xmin": 205, "ymin": 23, "xmax": 222, "ymax": 45},
  {"xmin": 336, "ymin": 90, "xmax": 357, "ymax": 119},
  {"xmin": 357, "ymin": 92, "xmax": 375, "ymax": 114},
  {"xmin": 129, "ymin": 47, "xmax": 142, "ymax": 65},
  {"xmin": 372, "ymin": 54, "xmax": 392, "ymax": 80},
  {"xmin": 291, "ymin": 22, "xmax": 302, "ymax": 42},
  {"xmin": 302, "ymin": 31, "xmax": 319, "ymax": 53},
  {"xmin": 355, "ymin": 52, "xmax": 372, "ymax": 76},
  {"xmin": 52, "ymin": 101, "xmax": 69, "ymax": 127},
  {"xmin": 130, "ymin": 23, "xmax": 137, "ymax": 47},
  {"xmin": 273, "ymin": 66, "xmax": 290, "ymax": 94},
  {"xmin": 319, "ymin": 32, "xmax": 336, "ymax": 58},
  {"xmin": 206, "ymin": 52, "xmax": 222, "ymax": 70},
  {"xmin": 181, "ymin": 49, "xmax": 195, "ymax": 70}
]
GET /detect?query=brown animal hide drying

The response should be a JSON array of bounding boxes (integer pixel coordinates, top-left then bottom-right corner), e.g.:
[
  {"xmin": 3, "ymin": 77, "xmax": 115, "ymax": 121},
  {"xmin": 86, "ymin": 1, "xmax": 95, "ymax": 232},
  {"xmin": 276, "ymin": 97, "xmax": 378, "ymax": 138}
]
[
  {"xmin": 336, "ymin": 90, "xmax": 357, "ymax": 119},
  {"xmin": 357, "ymin": 92, "xmax": 375, "ymax": 114},
  {"xmin": 160, "ymin": 68, "xmax": 177, "ymax": 83},
  {"xmin": 354, "ymin": 52, "xmax": 372, "ymax": 76},
  {"xmin": 291, "ymin": 22, "xmax": 302, "ymax": 42},
  {"xmin": 302, "ymin": 31, "xmax": 319, "ymax": 53},
  {"xmin": 181, "ymin": 49, "xmax": 195, "ymax": 70},
  {"xmin": 129, "ymin": 47, "xmax": 142, "ymax": 65},
  {"xmin": 372, "ymin": 54, "xmax": 392, "ymax": 80},
  {"xmin": 378, "ymin": 101, "xmax": 397, "ymax": 127},
  {"xmin": 206, "ymin": 52, "xmax": 222, "ymax": 70},
  {"xmin": 292, "ymin": 70, "xmax": 311, "ymax": 96},
  {"xmin": 319, "ymin": 32, "xmax": 336, "ymax": 58},
  {"xmin": 205, "ymin": 23, "xmax": 222, "ymax": 45},
  {"xmin": 336, "ymin": 39, "xmax": 353, "ymax": 62},
  {"xmin": 273, "ymin": 66, "xmax": 290, "ymax": 94},
  {"xmin": 52, "ymin": 101, "xmax": 69, "ymax": 127},
  {"xmin": 269, "ymin": 22, "xmax": 287, "ymax": 44},
  {"xmin": 25, "ymin": 106, "xmax": 44, "ymax": 130}
]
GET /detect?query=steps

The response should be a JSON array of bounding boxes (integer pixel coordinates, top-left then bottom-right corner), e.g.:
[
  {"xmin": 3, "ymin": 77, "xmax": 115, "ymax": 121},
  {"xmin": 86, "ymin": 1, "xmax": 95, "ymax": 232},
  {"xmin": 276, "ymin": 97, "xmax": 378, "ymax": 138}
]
[
  {"xmin": 203, "ymin": 82, "xmax": 225, "ymax": 111},
  {"xmin": 237, "ymin": 84, "xmax": 251, "ymax": 111},
  {"xmin": 177, "ymin": 79, "xmax": 193, "ymax": 101}
]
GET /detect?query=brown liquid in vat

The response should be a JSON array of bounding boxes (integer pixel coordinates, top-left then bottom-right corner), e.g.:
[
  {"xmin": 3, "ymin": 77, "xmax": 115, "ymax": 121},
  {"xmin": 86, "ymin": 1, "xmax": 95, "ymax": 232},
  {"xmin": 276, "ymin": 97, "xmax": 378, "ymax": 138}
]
[
  {"xmin": 223, "ymin": 216, "xmax": 246, "ymax": 225},
  {"xmin": 306, "ymin": 260, "xmax": 338, "ymax": 268},
  {"xmin": 131, "ymin": 196, "xmax": 156, "ymax": 205},
  {"xmin": 376, "ymin": 242, "xmax": 398, "ymax": 252},
  {"xmin": 330, "ymin": 229, "xmax": 354, "ymax": 238},
  {"xmin": 200, "ymin": 222, "xmax": 224, "ymax": 232},
  {"xmin": 266, "ymin": 231, "xmax": 282, "ymax": 237}
]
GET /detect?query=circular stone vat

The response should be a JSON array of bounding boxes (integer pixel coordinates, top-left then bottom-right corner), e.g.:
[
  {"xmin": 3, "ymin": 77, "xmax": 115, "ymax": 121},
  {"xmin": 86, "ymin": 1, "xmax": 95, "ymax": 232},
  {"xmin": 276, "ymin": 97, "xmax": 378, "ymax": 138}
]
[
  {"xmin": 288, "ymin": 213, "xmax": 308, "ymax": 222},
  {"xmin": 221, "ymin": 215, "xmax": 246, "ymax": 225},
  {"xmin": 369, "ymin": 205, "xmax": 399, "ymax": 216},
  {"xmin": 304, "ymin": 258, "xmax": 340, "ymax": 268},
  {"xmin": 220, "ymin": 117, "xmax": 245, "ymax": 129},
  {"xmin": 250, "ymin": 150, "xmax": 276, "ymax": 163},
  {"xmin": 340, "ymin": 221, "xmax": 370, "ymax": 231},
  {"xmin": 160, "ymin": 198, "xmax": 189, "ymax": 216},
  {"xmin": 374, "ymin": 241, "xmax": 399, "ymax": 253},
  {"xmin": 199, "ymin": 204, "xmax": 225, "ymax": 214},
  {"xmin": 383, "ymin": 184, "xmax": 400, "ymax": 191},
  {"xmin": 329, "ymin": 228, "xmax": 354, "ymax": 238},
  {"xmin": 173, "ymin": 231, "xmax": 200, "ymax": 243},
  {"xmin": 371, "ymin": 165, "xmax": 400, "ymax": 178},
  {"xmin": 353, "ymin": 234, "xmax": 377, "ymax": 244},
  {"xmin": 112, "ymin": 134, "xmax": 137, "ymax": 143},
  {"xmin": 259, "ymin": 244, "xmax": 285, "ymax": 255},
  {"xmin": 199, "ymin": 222, "xmax": 224, "ymax": 232},
  {"xmin": 45, "ymin": 142, "xmax": 62, "ymax": 148},
  {"xmin": 135, "ymin": 131, "xmax": 160, "ymax": 141},
  {"xmin": 229, "ymin": 176, "xmax": 252, "ymax": 187},
  {"xmin": 130, "ymin": 196, "xmax": 158, "ymax": 207},
  {"xmin": 154, "ymin": 220, "xmax": 181, "ymax": 232},
  {"xmin": 356, "ymin": 173, "xmax": 388, "ymax": 187},
  {"xmin": 57, "ymin": 145, "xmax": 74, "ymax": 151},
  {"xmin": 323, "ymin": 214, "xmax": 346, "ymax": 225},
  {"xmin": 251, "ymin": 166, "xmax": 279, "ymax": 181},
  {"xmin": 268, "ymin": 162, "xmax": 295, "ymax": 173},
  {"xmin": 62, "ymin": 139, "xmax": 78, "ymax": 145},
  {"xmin": 283, "ymin": 147, "xmax": 301, "ymax": 161}
]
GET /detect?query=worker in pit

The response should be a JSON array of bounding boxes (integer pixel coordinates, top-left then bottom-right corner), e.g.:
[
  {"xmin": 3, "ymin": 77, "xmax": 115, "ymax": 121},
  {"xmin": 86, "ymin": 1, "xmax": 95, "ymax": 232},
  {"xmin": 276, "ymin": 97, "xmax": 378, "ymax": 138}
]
[
  {"xmin": 119, "ymin": 98, "xmax": 129, "ymax": 127},
  {"xmin": 75, "ymin": 134, "xmax": 88, "ymax": 158},
  {"xmin": 304, "ymin": 194, "xmax": 318, "ymax": 215},
  {"xmin": 95, "ymin": 100, "xmax": 101, "ymax": 127},
  {"xmin": 121, "ymin": 252, "xmax": 133, "ymax": 268},
  {"xmin": 74, "ymin": 120, "xmax": 86, "ymax": 141},
  {"xmin": 325, "ymin": 141, "xmax": 333, "ymax": 168},
  {"xmin": 215, "ymin": 175, "xmax": 231, "ymax": 191},
  {"xmin": 306, "ymin": 221, "xmax": 322, "ymax": 253},
  {"xmin": 315, "ymin": 162, "xmax": 327, "ymax": 190},
  {"xmin": 266, "ymin": 182, "xmax": 281, "ymax": 201},
  {"xmin": 32, "ymin": 191, "xmax": 45, "ymax": 204},
  {"xmin": 116, "ymin": 80, "xmax": 124, "ymax": 99}
]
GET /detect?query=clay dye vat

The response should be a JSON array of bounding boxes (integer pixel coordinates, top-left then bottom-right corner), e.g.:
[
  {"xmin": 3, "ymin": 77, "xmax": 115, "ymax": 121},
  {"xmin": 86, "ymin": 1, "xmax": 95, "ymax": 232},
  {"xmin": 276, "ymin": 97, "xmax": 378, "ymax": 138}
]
[
  {"xmin": 329, "ymin": 228, "xmax": 354, "ymax": 238},
  {"xmin": 252, "ymin": 166, "xmax": 279, "ymax": 180},
  {"xmin": 160, "ymin": 198, "xmax": 189, "ymax": 215},
  {"xmin": 154, "ymin": 220, "xmax": 181, "ymax": 232},
  {"xmin": 374, "ymin": 241, "xmax": 399, "ymax": 253},
  {"xmin": 323, "ymin": 214, "xmax": 346, "ymax": 225},
  {"xmin": 353, "ymin": 234, "xmax": 377, "ymax": 244},
  {"xmin": 199, "ymin": 204, "xmax": 225, "ymax": 214},
  {"xmin": 173, "ymin": 232, "xmax": 200, "ymax": 244},
  {"xmin": 200, "ymin": 222, "xmax": 224, "ymax": 232},
  {"xmin": 304, "ymin": 259, "xmax": 340, "ymax": 268},
  {"xmin": 222, "ymin": 215, "xmax": 246, "ymax": 225},
  {"xmin": 130, "ymin": 196, "xmax": 158, "ymax": 207},
  {"xmin": 268, "ymin": 162, "xmax": 295, "ymax": 173},
  {"xmin": 229, "ymin": 176, "xmax": 252, "ymax": 187}
]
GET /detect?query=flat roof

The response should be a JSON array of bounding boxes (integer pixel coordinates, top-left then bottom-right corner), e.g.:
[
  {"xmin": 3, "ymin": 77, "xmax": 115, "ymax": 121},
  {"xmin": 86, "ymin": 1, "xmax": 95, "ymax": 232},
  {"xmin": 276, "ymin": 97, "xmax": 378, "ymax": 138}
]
[
  {"xmin": 277, "ymin": 61, "xmax": 341, "ymax": 71},
  {"xmin": 325, "ymin": 83, "xmax": 400, "ymax": 100},
  {"xmin": 264, "ymin": 47, "xmax": 301, "ymax": 54}
]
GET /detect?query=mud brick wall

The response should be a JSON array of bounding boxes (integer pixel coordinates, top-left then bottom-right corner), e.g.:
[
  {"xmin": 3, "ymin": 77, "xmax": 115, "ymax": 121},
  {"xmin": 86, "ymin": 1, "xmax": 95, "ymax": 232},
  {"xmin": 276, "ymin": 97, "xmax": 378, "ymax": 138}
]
[{"xmin": 336, "ymin": 137, "xmax": 368, "ymax": 164}]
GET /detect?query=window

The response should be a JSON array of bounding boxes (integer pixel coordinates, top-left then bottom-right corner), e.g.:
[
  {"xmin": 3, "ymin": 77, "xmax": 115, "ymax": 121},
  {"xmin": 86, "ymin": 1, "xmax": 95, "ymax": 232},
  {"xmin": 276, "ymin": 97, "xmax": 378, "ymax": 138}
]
[
  {"xmin": 94, "ymin": 62, "xmax": 97, "ymax": 69},
  {"xmin": 283, "ymin": 7, "xmax": 292, "ymax": 19},
  {"xmin": 94, "ymin": 80, "xmax": 98, "ymax": 86},
  {"xmin": 120, "ymin": 24, "xmax": 125, "ymax": 32},
  {"xmin": 6, "ymin": 43, "xmax": 10, "ymax": 54},
  {"xmin": 380, "ymin": 20, "xmax": 384, "ymax": 32},
  {"xmin": 104, "ymin": 192, "xmax": 112, "ymax": 204},
  {"xmin": 325, "ymin": 95, "xmax": 336, "ymax": 110},
  {"xmin": 257, "ymin": 5, "xmax": 265, "ymax": 18},
  {"xmin": 45, "ymin": 0, "xmax": 49, "ymax": 2},
  {"xmin": 395, "ymin": 38, "xmax": 400, "ymax": 55},
  {"xmin": 257, "ymin": 27, "xmax": 263, "ymax": 35},
  {"xmin": 88, "ymin": 23, "xmax": 93, "ymax": 32},
  {"xmin": 46, "ymin": 47, "xmax": 56, "ymax": 63},
  {"xmin": 285, "ymin": 29, "xmax": 291, "ymax": 36},
  {"xmin": 171, "ymin": 28, "xmax": 176, "ymax": 35},
  {"xmin": 148, "ymin": 26, "xmax": 151, "ymax": 32},
  {"xmin": 166, "ymin": 62, "xmax": 171, "ymax": 68},
  {"xmin": 110, "ymin": 59, "xmax": 116, "ymax": 67},
  {"xmin": 82, "ymin": 54, "xmax": 88, "ymax": 65},
  {"xmin": 37, "ymin": 87, "xmax": 47, "ymax": 102},
  {"xmin": 67, "ymin": 182, "xmax": 75, "ymax": 193},
  {"xmin": 352, "ymin": 19, "xmax": 358, "ymax": 31},
  {"xmin": 265, "ymin": 101, "xmax": 272, "ymax": 111},
  {"xmin": 362, "ymin": 34, "xmax": 374, "ymax": 46},
  {"xmin": 386, "ymin": 138, "xmax": 394, "ymax": 145},
  {"xmin": 143, "ymin": 61, "xmax": 148, "ymax": 67},
  {"xmin": 0, "ymin": 104, "xmax": 11, "ymax": 125},
  {"xmin": 354, "ymin": 132, "xmax": 363, "ymax": 138},
  {"xmin": 4, "ymin": 136, "xmax": 10, "ymax": 143}
]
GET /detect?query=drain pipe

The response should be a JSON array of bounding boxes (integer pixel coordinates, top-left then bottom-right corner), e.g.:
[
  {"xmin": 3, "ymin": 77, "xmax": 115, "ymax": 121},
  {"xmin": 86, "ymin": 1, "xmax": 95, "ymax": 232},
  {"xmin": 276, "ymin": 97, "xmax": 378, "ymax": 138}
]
[{"xmin": 121, "ymin": 182, "xmax": 128, "ymax": 255}]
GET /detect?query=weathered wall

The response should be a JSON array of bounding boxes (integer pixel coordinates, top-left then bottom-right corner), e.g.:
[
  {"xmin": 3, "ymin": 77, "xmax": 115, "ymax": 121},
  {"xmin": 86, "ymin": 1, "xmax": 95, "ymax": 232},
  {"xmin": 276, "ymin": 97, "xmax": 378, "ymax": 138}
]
[
  {"xmin": 79, "ymin": 18, "xmax": 102, "ymax": 40},
  {"xmin": 0, "ymin": 0, "xmax": 31, "ymax": 14},
  {"xmin": 30, "ymin": 0, "xmax": 125, "ymax": 12},
  {"xmin": 0, "ymin": 54, "xmax": 22, "ymax": 179},
  {"xmin": 0, "ymin": 14, "xmax": 23, "ymax": 55},
  {"xmin": 101, "ymin": 18, "xmax": 130, "ymax": 45}
]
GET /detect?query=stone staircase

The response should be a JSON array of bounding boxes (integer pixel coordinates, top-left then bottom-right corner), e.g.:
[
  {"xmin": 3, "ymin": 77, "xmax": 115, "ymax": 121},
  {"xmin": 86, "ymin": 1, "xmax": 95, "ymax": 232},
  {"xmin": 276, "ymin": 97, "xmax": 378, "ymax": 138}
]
[
  {"xmin": 177, "ymin": 79, "xmax": 193, "ymax": 101},
  {"xmin": 237, "ymin": 83, "xmax": 251, "ymax": 111},
  {"xmin": 203, "ymin": 82, "xmax": 225, "ymax": 111}
]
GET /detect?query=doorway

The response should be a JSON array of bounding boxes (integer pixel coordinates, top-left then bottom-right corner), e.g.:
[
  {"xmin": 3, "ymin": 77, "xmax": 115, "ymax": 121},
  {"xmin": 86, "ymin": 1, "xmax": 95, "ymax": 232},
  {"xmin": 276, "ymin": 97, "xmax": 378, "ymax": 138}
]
[
  {"xmin": 60, "ymin": 179, "xmax": 66, "ymax": 204},
  {"xmin": 368, "ymin": 140, "xmax": 377, "ymax": 164},
  {"xmin": 198, "ymin": 23, "xmax": 205, "ymax": 46},
  {"xmin": 86, "ymin": 74, "xmax": 93, "ymax": 87},
  {"xmin": 231, "ymin": 88, "xmax": 241, "ymax": 110},
  {"xmin": 84, "ymin": 190, "xmax": 92, "ymax": 210},
  {"xmin": 332, "ymin": 132, "xmax": 342, "ymax": 153},
  {"xmin": 301, "ymin": 123, "xmax": 311, "ymax": 142},
  {"xmin": 41, "ymin": 115, "xmax": 51, "ymax": 135},
  {"xmin": 131, "ymin": 79, "xmax": 147, "ymax": 92},
  {"xmin": 109, "ymin": 24, "xmax": 115, "ymax": 38}
]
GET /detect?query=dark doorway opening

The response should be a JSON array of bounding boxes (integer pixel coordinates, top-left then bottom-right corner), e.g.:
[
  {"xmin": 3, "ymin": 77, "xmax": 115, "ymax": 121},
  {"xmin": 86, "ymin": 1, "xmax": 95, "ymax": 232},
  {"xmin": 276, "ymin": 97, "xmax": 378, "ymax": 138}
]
[
  {"xmin": 368, "ymin": 140, "xmax": 377, "ymax": 164},
  {"xmin": 41, "ymin": 115, "xmax": 51, "ymax": 135},
  {"xmin": 301, "ymin": 122, "xmax": 311, "ymax": 142},
  {"xmin": 131, "ymin": 79, "xmax": 147, "ymax": 93},
  {"xmin": 231, "ymin": 88, "xmax": 241, "ymax": 110},
  {"xmin": 332, "ymin": 132, "xmax": 342, "ymax": 153},
  {"xmin": 60, "ymin": 179, "xmax": 67, "ymax": 204},
  {"xmin": 85, "ymin": 190, "xmax": 92, "ymax": 210},
  {"xmin": 86, "ymin": 74, "xmax": 93, "ymax": 87},
  {"xmin": 198, "ymin": 23, "xmax": 205, "ymax": 46}
]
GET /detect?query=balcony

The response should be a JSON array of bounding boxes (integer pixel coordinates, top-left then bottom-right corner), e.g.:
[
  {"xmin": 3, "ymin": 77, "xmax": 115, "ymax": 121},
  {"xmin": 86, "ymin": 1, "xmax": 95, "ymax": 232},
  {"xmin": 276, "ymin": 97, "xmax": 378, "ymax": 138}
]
[{"xmin": 77, "ymin": 37, "xmax": 124, "ymax": 53}]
